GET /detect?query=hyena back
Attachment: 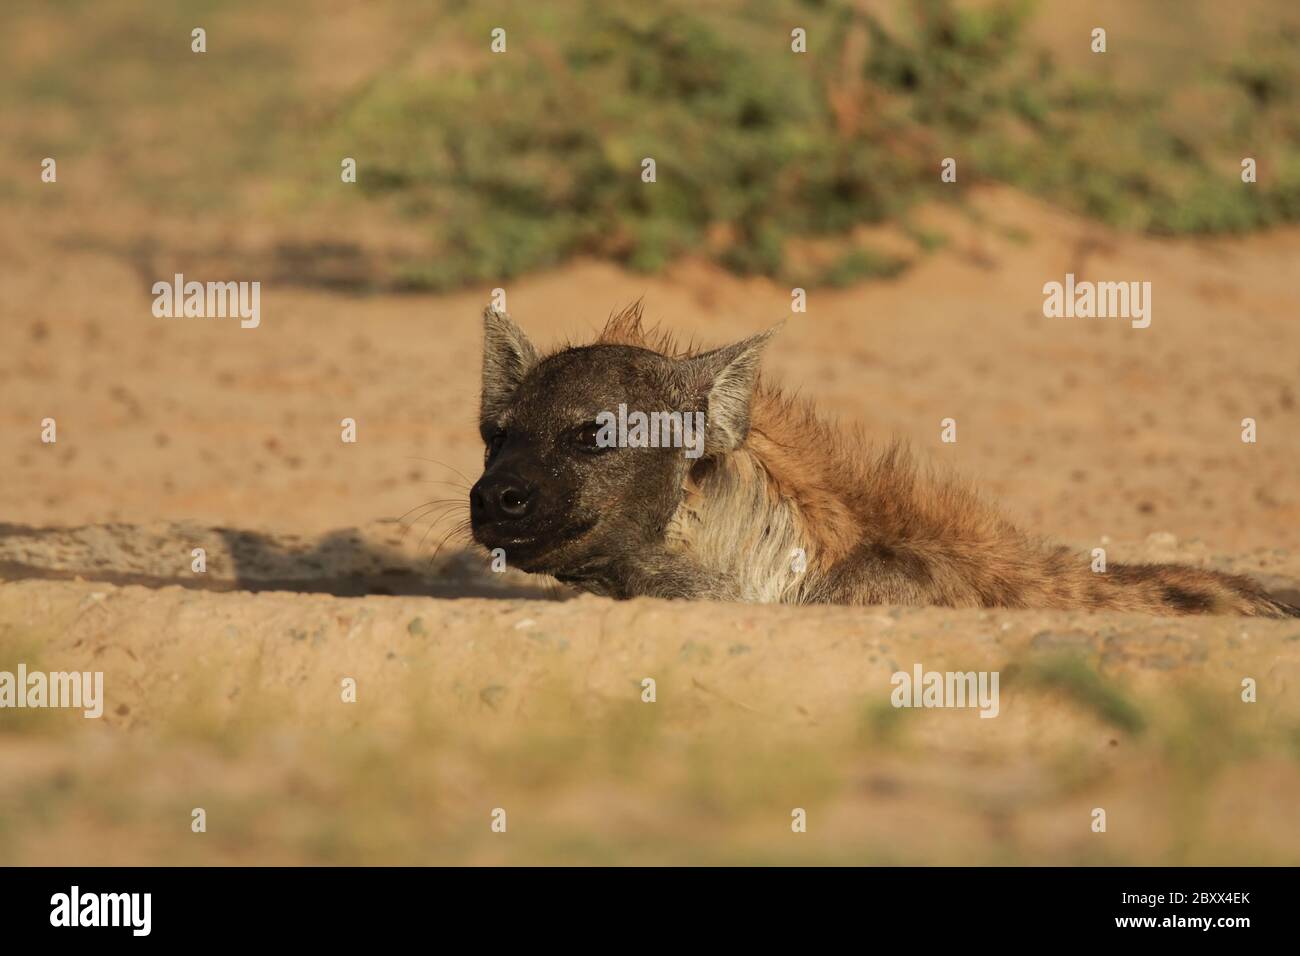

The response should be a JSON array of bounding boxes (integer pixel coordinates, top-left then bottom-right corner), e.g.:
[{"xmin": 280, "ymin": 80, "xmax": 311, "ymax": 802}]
[{"xmin": 470, "ymin": 303, "xmax": 1299, "ymax": 618}]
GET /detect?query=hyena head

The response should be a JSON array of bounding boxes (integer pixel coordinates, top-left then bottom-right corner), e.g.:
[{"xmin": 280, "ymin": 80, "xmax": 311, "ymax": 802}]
[{"xmin": 471, "ymin": 306, "xmax": 774, "ymax": 588}]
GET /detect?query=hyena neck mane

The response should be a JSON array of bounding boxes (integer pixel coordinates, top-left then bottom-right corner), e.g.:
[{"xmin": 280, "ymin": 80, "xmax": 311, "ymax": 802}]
[
  {"xmin": 475, "ymin": 303, "xmax": 1299, "ymax": 618},
  {"xmin": 667, "ymin": 381, "xmax": 1022, "ymax": 606}
]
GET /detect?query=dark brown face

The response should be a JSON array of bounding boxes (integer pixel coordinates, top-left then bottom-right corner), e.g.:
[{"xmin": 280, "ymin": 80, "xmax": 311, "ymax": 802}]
[{"xmin": 471, "ymin": 344, "xmax": 701, "ymax": 580}]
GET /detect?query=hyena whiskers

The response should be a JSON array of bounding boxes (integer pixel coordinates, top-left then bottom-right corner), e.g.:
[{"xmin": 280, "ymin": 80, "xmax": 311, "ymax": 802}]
[{"xmin": 469, "ymin": 302, "xmax": 1300, "ymax": 618}]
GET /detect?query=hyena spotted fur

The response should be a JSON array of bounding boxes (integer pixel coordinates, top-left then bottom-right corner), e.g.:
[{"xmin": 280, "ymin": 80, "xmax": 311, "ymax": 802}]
[{"xmin": 470, "ymin": 302, "xmax": 1299, "ymax": 618}]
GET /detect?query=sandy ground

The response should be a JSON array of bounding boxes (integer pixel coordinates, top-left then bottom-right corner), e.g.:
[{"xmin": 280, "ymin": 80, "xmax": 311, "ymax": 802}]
[
  {"xmin": 2, "ymin": 185, "xmax": 1300, "ymax": 864},
  {"xmin": 2, "ymin": 575, "xmax": 1299, "ymax": 865}
]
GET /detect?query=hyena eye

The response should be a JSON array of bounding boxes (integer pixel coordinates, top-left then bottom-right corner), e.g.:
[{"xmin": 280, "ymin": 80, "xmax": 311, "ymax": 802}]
[
  {"xmin": 573, "ymin": 422, "xmax": 609, "ymax": 454},
  {"xmin": 485, "ymin": 430, "xmax": 506, "ymax": 464}
]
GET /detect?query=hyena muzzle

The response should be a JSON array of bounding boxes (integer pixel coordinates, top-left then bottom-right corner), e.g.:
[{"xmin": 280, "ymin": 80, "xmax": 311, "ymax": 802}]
[{"xmin": 469, "ymin": 303, "xmax": 1300, "ymax": 618}]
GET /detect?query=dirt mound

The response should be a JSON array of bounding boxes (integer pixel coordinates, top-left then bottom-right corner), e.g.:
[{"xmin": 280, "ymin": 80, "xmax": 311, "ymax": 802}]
[{"xmin": 2, "ymin": 574, "xmax": 1299, "ymax": 865}]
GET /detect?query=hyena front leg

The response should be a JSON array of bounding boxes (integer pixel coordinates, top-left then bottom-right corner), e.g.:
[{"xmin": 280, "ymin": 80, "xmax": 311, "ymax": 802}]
[
  {"xmin": 566, "ymin": 550, "xmax": 736, "ymax": 602},
  {"xmin": 617, "ymin": 551, "xmax": 740, "ymax": 602}
]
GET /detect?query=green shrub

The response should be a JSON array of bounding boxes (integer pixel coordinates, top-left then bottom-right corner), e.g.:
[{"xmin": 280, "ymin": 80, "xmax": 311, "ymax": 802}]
[{"xmin": 336, "ymin": 0, "xmax": 1300, "ymax": 288}]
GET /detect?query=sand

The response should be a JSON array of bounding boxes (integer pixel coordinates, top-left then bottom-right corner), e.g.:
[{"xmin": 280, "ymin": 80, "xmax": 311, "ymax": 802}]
[{"xmin": 2, "ymin": 185, "xmax": 1299, "ymax": 863}]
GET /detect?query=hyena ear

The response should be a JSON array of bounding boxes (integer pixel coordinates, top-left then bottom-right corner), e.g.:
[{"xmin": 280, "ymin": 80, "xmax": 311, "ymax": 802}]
[
  {"xmin": 481, "ymin": 306, "xmax": 538, "ymax": 426},
  {"xmin": 685, "ymin": 324, "xmax": 781, "ymax": 453}
]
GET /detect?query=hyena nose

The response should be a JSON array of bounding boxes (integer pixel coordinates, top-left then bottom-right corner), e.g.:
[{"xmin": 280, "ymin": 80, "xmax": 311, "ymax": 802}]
[
  {"xmin": 497, "ymin": 485, "xmax": 531, "ymax": 518},
  {"xmin": 471, "ymin": 476, "xmax": 534, "ymax": 521}
]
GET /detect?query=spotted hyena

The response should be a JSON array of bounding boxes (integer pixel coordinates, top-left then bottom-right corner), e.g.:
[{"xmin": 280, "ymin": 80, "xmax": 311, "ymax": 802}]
[{"xmin": 470, "ymin": 302, "xmax": 1299, "ymax": 617}]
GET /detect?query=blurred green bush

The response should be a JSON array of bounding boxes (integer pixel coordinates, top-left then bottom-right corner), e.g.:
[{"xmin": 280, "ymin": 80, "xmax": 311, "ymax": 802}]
[{"xmin": 336, "ymin": 0, "xmax": 1300, "ymax": 289}]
